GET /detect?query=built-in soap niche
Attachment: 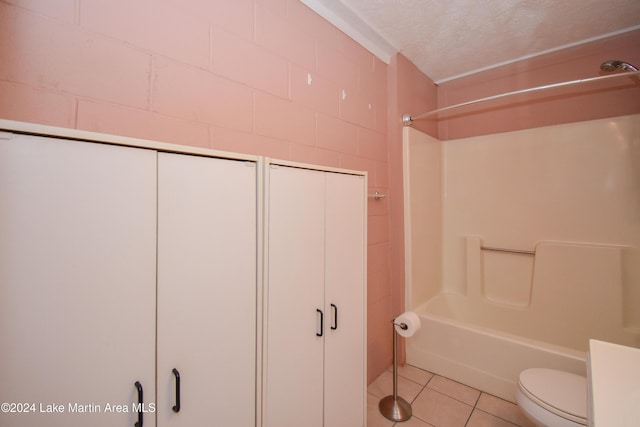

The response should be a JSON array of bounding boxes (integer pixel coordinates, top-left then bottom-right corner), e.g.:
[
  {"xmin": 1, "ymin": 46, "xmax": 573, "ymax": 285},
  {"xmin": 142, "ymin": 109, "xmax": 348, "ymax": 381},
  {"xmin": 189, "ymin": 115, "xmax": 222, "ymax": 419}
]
[
  {"xmin": 465, "ymin": 236, "xmax": 534, "ymax": 308},
  {"xmin": 465, "ymin": 236, "xmax": 639, "ymax": 349},
  {"xmin": 481, "ymin": 248, "xmax": 535, "ymax": 308}
]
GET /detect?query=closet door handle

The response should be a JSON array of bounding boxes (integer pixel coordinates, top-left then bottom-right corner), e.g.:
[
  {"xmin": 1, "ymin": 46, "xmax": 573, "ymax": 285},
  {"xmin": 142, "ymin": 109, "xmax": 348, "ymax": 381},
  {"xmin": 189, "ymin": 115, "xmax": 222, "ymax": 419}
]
[
  {"xmin": 316, "ymin": 309, "xmax": 324, "ymax": 337},
  {"xmin": 172, "ymin": 368, "xmax": 181, "ymax": 413},
  {"xmin": 134, "ymin": 381, "xmax": 143, "ymax": 427},
  {"xmin": 331, "ymin": 304, "xmax": 338, "ymax": 330}
]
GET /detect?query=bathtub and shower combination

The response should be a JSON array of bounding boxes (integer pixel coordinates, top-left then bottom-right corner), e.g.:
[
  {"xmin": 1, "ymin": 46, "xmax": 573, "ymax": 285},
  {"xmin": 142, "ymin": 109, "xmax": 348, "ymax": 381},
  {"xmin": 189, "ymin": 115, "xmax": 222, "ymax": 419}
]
[{"xmin": 402, "ymin": 109, "xmax": 640, "ymax": 402}]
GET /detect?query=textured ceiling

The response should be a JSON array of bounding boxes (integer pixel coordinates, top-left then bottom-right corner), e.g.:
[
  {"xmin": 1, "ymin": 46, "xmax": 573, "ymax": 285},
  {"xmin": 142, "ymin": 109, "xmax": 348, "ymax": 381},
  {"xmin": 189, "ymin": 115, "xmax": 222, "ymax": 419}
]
[{"xmin": 302, "ymin": 0, "xmax": 640, "ymax": 83}]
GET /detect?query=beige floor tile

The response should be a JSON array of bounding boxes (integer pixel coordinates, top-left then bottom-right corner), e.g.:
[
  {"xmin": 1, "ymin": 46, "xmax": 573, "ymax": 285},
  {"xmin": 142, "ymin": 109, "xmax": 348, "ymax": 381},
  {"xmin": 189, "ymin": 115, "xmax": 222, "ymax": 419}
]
[
  {"xmin": 476, "ymin": 393, "xmax": 536, "ymax": 427},
  {"xmin": 426, "ymin": 375, "xmax": 481, "ymax": 406},
  {"xmin": 368, "ymin": 367, "xmax": 543, "ymax": 427},
  {"xmin": 394, "ymin": 415, "xmax": 435, "ymax": 426},
  {"xmin": 411, "ymin": 388, "xmax": 473, "ymax": 427},
  {"xmin": 368, "ymin": 370, "xmax": 424, "ymax": 402},
  {"xmin": 466, "ymin": 409, "xmax": 518, "ymax": 427},
  {"xmin": 391, "ymin": 363, "xmax": 434, "ymax": 386},
  {"xmin": 367, "ymin": 393, "xmax": 395, "ymax": 427}
]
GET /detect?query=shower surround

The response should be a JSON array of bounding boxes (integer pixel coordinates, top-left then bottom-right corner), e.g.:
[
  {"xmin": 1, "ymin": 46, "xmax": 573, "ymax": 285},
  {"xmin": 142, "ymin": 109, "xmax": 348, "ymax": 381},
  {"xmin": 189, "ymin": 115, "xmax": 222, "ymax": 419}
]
[{"xmin": 403, "ymin": 114, "xmax": 640, "ymax": 401}]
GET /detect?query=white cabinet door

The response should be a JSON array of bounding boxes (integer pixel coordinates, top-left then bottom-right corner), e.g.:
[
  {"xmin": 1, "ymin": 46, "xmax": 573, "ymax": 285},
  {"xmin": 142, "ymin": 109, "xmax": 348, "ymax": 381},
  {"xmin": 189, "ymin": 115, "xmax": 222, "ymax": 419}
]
[
  {"xmin": 156, "ymin": 153, "xmax": 257, "ymax": 427},
  {"xmin": 265, "ymin": 165, "xmax": 366, "ymax": 427},
  {"xmin": 0, "ymin": 134, "xmax": 157, "ymax": 427},
  {"xmin": 265, "ymin": 165, "xmax": 325, "ymax": 427},
  {"xmin": 324, "ymin": 172, "xmax": 366, "ymax": 427}
]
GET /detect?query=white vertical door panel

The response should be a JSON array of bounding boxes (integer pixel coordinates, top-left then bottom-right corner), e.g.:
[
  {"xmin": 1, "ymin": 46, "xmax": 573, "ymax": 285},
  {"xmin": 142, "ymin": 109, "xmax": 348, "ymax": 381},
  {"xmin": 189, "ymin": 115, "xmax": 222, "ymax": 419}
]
[
  {"xmin": 0, "ymin": 134, "xmax": 157, "ymax": 427},
  {"xmin": 265, "ymin": 166, "xmax": 325, "ymax": 427},
  {"xmin": 324, "ymin": 172, "xmax": 366, "ymax": 427},
  {"xmin": 157, "ymin": 153, "xmax": 257, "ymax": 427}
]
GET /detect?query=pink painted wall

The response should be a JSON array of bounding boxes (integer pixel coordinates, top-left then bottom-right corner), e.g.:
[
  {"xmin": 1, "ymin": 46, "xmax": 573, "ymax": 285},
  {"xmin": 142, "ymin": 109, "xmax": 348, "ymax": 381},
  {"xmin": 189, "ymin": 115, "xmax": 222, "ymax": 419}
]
[
  {"xmin": 5, "ymin": 0, "xmax": 636, "ymax": 387},
  {"xmin": 437, "ymin": 29, "xmax": 640, "ymax": 140},
  {"xmin": 383, "ymin": 54, "xmax": 437, "ymax": 369},
  {"xmin": 0, "ymin": 0, "xmax": 394, "ymax": 384}
]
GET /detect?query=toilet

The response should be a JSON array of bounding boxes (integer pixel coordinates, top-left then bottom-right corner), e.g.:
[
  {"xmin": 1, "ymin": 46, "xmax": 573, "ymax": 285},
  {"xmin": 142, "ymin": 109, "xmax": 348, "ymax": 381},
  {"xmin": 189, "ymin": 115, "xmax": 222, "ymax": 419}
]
[{"xmin": 515, "ymin": 368, "xmax": 588, "ymax": 427}]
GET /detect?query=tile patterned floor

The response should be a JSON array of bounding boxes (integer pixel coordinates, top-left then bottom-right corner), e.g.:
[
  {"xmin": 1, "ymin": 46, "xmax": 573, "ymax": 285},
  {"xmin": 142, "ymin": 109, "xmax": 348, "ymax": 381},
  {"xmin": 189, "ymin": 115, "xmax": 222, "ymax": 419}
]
[{"xmin": 367, "ymin": 365, "xmax": 537, "ymax": 427}]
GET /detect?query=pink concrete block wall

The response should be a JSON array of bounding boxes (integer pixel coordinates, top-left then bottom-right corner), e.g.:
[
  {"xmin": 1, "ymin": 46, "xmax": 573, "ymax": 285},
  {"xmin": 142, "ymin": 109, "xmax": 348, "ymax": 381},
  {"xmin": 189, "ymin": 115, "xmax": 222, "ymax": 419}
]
[
  {"xmin": 4, "ymin": 0, "xmax": 76, "ymax": 23},
  {"xmin": 153, "ymin": 58, "xmax": 254, "ymax": 131},
  {"xmin": 77, "ymin": 99, "xmax": 211, "ymax": 148},
  {"xmin": 81, "ymin": 0, "xmax": 211, "ymax": 69},
  {"xmin": 7, "ymin": 0, "xmax": 633, "ymax": 387},
  {"xmin": 1, "ymin": 4, "xmax": 151, "ymax": 108},
  {"xmin": 0, "ymin": 0, "xmax": 393, "ymax": 384},
  {"xmin": 0, "ymin": 81, "xmax": 75, "ymax": 127},
  {"xmin": 289, "ymin": 64, "xmax": 340, "ymax": 116}
]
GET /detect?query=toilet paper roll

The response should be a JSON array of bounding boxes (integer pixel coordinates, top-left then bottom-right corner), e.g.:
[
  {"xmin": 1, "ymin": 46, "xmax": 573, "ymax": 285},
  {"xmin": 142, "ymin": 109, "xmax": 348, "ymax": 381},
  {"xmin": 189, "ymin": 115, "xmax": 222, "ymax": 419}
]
[{"xmin": 394, "ymin": 311, "xmax": 421, "ymax": 338}]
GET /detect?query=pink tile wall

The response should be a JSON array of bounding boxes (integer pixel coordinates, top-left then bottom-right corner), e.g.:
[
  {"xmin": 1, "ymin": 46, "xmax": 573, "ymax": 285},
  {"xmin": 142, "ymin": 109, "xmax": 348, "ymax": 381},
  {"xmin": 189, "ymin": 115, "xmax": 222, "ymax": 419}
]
[{"xmin": 0, "ymin": 0, "xmax": 392, "ymax": 384}]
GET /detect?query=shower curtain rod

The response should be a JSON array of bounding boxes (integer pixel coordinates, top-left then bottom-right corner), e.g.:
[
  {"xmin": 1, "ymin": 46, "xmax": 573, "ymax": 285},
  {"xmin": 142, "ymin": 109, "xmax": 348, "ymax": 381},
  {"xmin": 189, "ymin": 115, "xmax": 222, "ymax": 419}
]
[{"xmin": 402, "ymin": 70, "xmax": 640, "ymax": 126}]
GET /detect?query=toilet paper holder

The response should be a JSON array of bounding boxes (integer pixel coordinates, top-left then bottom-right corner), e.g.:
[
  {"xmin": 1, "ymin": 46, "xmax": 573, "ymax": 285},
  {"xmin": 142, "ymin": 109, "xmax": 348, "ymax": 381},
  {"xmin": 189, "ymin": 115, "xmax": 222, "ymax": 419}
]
[
  {"xmin": 378, "ymin": 318, "xmax": 413, "ymax": 422},
  {"xmin": 394, "ymin": 321, "xmax": 408, "ymax": 331}
]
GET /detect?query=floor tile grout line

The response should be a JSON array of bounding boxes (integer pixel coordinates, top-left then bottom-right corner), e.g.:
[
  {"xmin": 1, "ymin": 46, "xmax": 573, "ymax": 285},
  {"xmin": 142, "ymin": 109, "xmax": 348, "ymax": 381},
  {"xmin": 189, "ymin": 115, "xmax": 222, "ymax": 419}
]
[
  {"xmin": 375, "ymin": 389, "xmax": 523, "ymax": 427},
  {"xmin": 472, "ymin": 407, "xmax": 522, "ymax": 426},
  {"xmin": 392, "ymin": 369, "xmax": 435, "ymax": 387},
  {"xmin": 472, "ymin": 389, "xmax": 481, "ymax": 407},
  {"xmin": 419, "ymin": 386, "xmax": 475, "ymax": 408},
  {"xmin": 463, "ymin": 406, "xmax": 474, "ymax": 427},
  {"xmin": 374, "ymin": 367, "xmax": 529, "ymax": 427},
  {"xmin": 410, "ymin": 380, "xmax": 428, "ymax": 405}
]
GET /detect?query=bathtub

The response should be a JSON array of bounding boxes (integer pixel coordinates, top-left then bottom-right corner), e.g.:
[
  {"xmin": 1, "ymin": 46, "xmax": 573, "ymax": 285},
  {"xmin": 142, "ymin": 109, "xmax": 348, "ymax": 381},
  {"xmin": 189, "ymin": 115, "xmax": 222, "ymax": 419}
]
[
  {"xmin": 404, "ymin": 239, "xmax": 640, "ymax": 402},
  {"xmin": 402, "ymin": 117, "xmax": 640, "ymax": 403},
  {"xmin": 405, "ymin": 293, "xmax": 588, "ymax": 403}
]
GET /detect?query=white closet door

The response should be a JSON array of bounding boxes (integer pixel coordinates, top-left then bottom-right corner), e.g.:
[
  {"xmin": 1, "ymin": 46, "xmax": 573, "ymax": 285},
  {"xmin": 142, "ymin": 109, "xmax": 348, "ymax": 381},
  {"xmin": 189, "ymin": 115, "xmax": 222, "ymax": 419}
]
[
  {"xmin": 265, "ymin": 165, "xmax": 325, "ymax": 427},
  {"xmin": 0, "ymin": 134, "xmax": 157, "ymax": 427},
  {"xmin": 324, "ymin": 172, "xmax": 366, "ymax": 427},
  {"xmin": 156, "ymin": 153, "xmax": 257, "ymax": 427}
]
